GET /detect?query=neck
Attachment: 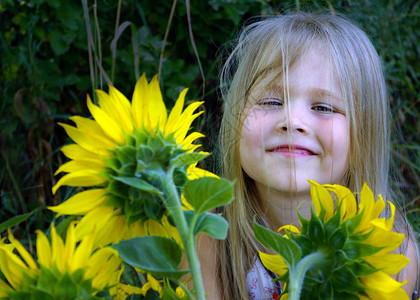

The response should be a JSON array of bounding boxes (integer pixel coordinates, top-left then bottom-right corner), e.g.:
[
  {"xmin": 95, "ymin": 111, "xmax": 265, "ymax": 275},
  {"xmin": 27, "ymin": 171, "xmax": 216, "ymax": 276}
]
[{"xmin": 256, "ymin": 183, "xmax": 312, "ymax": 231}]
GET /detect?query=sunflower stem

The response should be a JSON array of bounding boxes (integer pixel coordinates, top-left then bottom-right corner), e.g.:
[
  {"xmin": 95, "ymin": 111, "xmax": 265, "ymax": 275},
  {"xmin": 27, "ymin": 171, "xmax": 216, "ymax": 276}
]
[
  {"xmin": 288, "ymin": 250, "xmax": 327, "ymax": 300},
  {"xmin": 161, "ymin": 174, "xmax": 206, "ymax": 300}
]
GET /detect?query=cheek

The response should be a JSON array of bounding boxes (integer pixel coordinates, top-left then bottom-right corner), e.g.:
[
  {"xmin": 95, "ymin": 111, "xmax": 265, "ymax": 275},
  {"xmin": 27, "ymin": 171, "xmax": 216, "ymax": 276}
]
[{"xmin": 331, "ymin": 122, "xmax": 350, "ymax": 173}]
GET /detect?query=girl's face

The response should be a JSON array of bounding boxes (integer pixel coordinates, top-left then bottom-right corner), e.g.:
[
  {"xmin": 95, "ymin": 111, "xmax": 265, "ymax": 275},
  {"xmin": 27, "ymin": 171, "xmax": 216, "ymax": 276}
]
[{"xmin": 239, "ymin": 47, "xmax": 349, "ymax": 196}]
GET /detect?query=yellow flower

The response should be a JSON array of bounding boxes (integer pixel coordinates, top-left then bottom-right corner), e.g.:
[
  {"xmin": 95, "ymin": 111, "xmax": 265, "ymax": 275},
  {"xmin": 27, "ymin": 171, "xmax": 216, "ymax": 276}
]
[
  {"xmin": 49, "ymin": 74, "xmax": 212, "ymax": 247},
  {"xmin": 0, "ymin": 223, "xmax": 124, "ymax": 298},
  {"xmin": 259, "ymin": 181, "xmax": 410, "ymax": 300}
]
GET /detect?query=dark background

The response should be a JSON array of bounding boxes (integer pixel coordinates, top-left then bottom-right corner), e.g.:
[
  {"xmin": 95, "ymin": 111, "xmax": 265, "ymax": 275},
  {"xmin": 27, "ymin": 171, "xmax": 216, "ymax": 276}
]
[{"xmin": 1, "ymin": 0, "xmax": 419, "ymax": 245}]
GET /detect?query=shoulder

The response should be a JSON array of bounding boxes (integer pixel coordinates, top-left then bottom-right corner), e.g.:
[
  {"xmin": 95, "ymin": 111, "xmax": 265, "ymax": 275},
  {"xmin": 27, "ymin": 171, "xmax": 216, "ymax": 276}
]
[
  {"xmin": 196, "ymin": 233, "xmax": 223, "ymax": 299},
  {"xmin": 402, "ymin": 237, "xmax": 419, "ymax": 297}
]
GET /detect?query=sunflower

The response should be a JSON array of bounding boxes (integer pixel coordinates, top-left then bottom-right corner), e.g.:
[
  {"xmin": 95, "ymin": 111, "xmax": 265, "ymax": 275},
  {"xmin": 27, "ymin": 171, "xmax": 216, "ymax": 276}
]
[
  {"xmin": 0, "ymin": 223, "xmax": 124, "ymax": 298},
  {"xmin": 50, "ymin": 74, "xmax": 211, "ymax": 247},
  {"xmin": 258, "ymin": 181, "xmax": 410, "ymax": 300}
]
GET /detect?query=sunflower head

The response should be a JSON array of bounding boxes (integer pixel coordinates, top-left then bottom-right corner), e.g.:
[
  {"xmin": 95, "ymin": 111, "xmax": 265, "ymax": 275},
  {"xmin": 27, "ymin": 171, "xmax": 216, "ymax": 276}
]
[
  {"xmin": 50, "ymin": 74, "xmax": 210, "ymax": 244},
  {"xmin": 0, "ymin": 223, "xmax": 125, "ymax": 299},
  {"xmin": 256, "ymin": 181, "xmax": 410, "ymax": 300},
  {"xmin": 103, "ymin": 127, "xmax": 204, "ymax": 226}
]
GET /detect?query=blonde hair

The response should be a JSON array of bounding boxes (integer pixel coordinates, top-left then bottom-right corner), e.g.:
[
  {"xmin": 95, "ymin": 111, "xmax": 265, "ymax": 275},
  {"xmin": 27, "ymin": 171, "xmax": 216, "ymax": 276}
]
[{"xmin": 217, "ymin": 12, "xmax": 419, "ymax": 299}]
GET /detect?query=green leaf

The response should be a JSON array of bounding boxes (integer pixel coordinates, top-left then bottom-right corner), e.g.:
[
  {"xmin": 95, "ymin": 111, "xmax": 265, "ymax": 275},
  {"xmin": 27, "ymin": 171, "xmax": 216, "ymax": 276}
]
[
  {"xmin": 184, "ymin": 211, "xmax": 229, "ymax": 239},
  {"xmin": 195, "ymin": 212, "xmax": 229, "ymax": 239},
  {"xmin": 113, "ymin": 176, "xmax": 162, "ymax": 194},
  {"xmin": 116, "ymin": 145, "xmax": 137, "ymax": 165},
  {"xmin": 253, "ymin": 220, "xmax": 301, "ymax": 268},
  {"xmin": 329, "ymin": 266, "xmax": 364, "ymax": 293},
  {"xmin": 7, "ymin": 290, "xmax": 32, "ymax": 300},
  {"xmin": 184, "ymin": 177, "xmax": 234, "ymax": 214},
  {"xmin": 0, "ymin": 210, "xmax": 36, "ymax": 233},
  {"xmin": 170, "ymin": 152, "xmax": 209, "ymax": 169},
  {"xmin": 343, "ymin": 242, "xmax": 382, "ymax": 259},
  {"xmin": 345, "ymin": 212, "xmax": 364, "ymax": 234},
  {"xmin": 37, "ymin": 265, "xmax": 58, "ymax": 291},
  {"xmin": 29, "ymin": 289, "xmax": 55, "ymax": 300},
  {"xmin": 328, "ymin": 226, "xmax": 348, "ymax": 249},
  {"xmin": 54, "ymin": 273, "xmax": 77, "ymax": 299},
  {"xmin": 112, "ymin": 236, "xmax": 188, "ymax": 280},
  {"xmin": 308, "ymin": 209, "xmax": 325, "ymax": 244},
  {"xmin": 55, "ymin": 216, "xmax": 77, "ymax": 239}
]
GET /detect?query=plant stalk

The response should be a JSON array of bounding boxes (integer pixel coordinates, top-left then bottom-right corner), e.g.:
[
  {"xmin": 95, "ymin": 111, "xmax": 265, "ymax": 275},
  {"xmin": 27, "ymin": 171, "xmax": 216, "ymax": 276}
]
[
  {"xmin": 161, "ymin": 175, "xmax": 206, "ymax": 300},
  {"xmin": 288, "ymin": 250, "xmax": 326, "ymax": 300}
]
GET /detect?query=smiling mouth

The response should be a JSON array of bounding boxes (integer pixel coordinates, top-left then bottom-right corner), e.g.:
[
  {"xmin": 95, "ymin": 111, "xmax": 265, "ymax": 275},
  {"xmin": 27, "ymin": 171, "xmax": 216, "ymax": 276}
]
[{"xmin": 267, "ymin": 146, "xmax": 316, "ymax": 156}]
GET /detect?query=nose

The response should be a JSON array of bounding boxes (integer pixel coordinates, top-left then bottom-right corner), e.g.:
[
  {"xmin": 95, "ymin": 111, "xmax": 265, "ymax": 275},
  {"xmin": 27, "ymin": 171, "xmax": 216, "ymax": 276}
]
[{"xmin": 276, "ymin": 107, "xmax": 309, "ymax": 134}]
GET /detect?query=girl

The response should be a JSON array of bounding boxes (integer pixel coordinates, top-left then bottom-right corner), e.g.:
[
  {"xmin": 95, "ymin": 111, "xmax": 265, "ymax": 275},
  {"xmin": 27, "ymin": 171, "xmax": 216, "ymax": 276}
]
[{"xmin": 198, "ymin": 12, "xmax": 419, "ymax": 299}]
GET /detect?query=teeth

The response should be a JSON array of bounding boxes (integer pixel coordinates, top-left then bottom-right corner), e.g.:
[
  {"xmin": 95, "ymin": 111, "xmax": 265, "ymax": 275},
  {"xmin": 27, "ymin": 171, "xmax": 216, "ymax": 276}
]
[{"xmin": 274, "ymin": 148, "xmax": 312, "ymax": 154}]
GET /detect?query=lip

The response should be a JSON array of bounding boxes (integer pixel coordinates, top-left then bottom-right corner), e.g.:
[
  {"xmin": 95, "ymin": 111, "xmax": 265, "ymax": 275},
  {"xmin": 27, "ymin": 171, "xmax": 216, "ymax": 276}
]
[{"xmin": 266, "ymin": 144, "xmax": 317, "ymax": 157}]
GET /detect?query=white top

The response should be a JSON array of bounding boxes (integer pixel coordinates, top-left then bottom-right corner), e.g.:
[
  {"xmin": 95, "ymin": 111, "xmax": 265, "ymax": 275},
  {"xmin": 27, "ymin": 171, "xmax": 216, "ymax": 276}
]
[{"xmin": 246, "ymin": 258, "xmax": 281, "ymax": 300}]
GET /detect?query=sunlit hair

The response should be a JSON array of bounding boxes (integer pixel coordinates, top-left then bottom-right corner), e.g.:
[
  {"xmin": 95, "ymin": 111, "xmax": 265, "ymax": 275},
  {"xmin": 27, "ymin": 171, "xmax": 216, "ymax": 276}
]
[{"xmin": 217, "ymin": 12, "xmax": 419, "ymax": 299}]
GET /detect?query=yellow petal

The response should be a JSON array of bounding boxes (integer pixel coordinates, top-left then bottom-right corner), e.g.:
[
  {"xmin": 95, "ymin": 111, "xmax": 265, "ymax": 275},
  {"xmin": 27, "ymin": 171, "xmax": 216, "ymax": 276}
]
[
  {"xmin": 7, "ymin": 229, "xmax": 38, "ymax": 272},
  {"xmin": 74, "ymin": 207, "xmax": 123, "ymax": 247},
  {"xmin": 54, "ymin": 159, "xmax": 105, "ymax": 176},
  {"xmin": 280, "ymin": 293, "xmax": 289, "ymax": 300},
  {"xmin": 277, "ymin": 225, "xmax": 300, "ymax": 235},
  {"xmin": 93, "ymin": 214, "xmax": 128, "ymax": 248},
  {"xmin": 87, "ymin": 95, "xmax": 125, "ymax": 144},
  {"xmin": 364, "ymin": 253, "xmax": 410, "ymax": 275},
  {"xmin": 91, "ymin": 252, "xmax": 121, "ymax": 290},
  {"xmin": 60, "ymin": 122, "xmax": 113, "ymax": 157},
  {"xmin": 68, "ymin": 116, "xmax": 116, "ymax": 151},
  {"xmin": 85, "ymin": 247, "xmax": 117, "ymax": 279},
  {"xmin": 384, "ymin": 201, "xmax": 396, "ymax": 231},
  {"xmin": 64, "ymin": 222, "xmax": 77, "ymax": 271},
  {"xmin": 173, "ymin": 106, "xmax": 204, "ymax": 142},
  {"xmin": 309, "ymin": 180, "xmax": 334, "ymax": 221},
  {"xmin": 181, "ymin": 131, "xmax": 205, "ymax": 150},
  {"xmin": 51, "ymin": 224, "xmax": 66, "ymax": 273},
  {"xmin": 181, "ymin": 194, "xmax": 194, "ymax": 210},
  {"xmin": 146, "ymin": 274, "xmax": 163, "ymax": 297},
  {"xmin": 48, "ymin": 188, "xmax": 107, "ymax": 217},
  {"xmin": 360, "ymin": 271, "xmax": 407, "ymax": 295},
  {"xmin": 60, "ymin": 144, "xmax": 102, "ymax": 162},
  {"xmin": 100, "ymin": 85, "xmax": 133, "ymax": 134},
  {"xmin": 71, "ymin": 226, "xmax": 95, "ymax": 272},
  {"xmin": 364, "ymin": 287, "xmax": 409, "ymax": 300},
  {"xmin": 108, "ymin": 266, "xmax": 125, "ymax": 295},
  {"xmin": 176, "ymin": 286, "xmax": 186, "ymax": 298},
  {"xmin": 35, "ymin": 229, "xmax": 52, "ymax": 268},
  {"xmin": 165, "ymin": 88, "xmax": 188, "ymax": 134},
  {"xmin": 259, "ymin": 252, "xmax": 288, "ymax": 276},
  {"xmin": 0, "ymin": 247, "xmax": 29, "ymax": 289},
  {"xmin": 146, "ymin": 75, "xmax": 167, "ymax": 130},
  {"xmin": 364, "ymin": 227, "xmax": 404, "ymax": 255},
  {"xmin": 132, "ymin": 73, "xmax": 148, "ymax": 129},
  {"xmin": 52, "ymin": 171, "xmax": 106, "ymax": 194},
  {"xmin": 128, "ymin": 221, "xmax": 147, "ymax": 237},
  {"xmin": 0, "ymin": 278, "xmax": 12, "ymax": 296},
  {"xmin": 187, "ymin": 166, "xmax": 218, "ymax": 180},
  {"xmin": 114, "ymin": 283, "xmax": 144, "ymax": 296},
  {"xmin": 324, "ymin": 184, "xmax": 357, "ymax": 221},
  {"xmin": 357, "ymin": 183, "xmax": 386, "ymax": 233}
]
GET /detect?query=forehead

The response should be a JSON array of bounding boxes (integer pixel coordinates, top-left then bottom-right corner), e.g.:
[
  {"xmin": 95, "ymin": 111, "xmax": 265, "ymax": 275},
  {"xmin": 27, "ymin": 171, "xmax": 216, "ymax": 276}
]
[{"xmin": 248, "ymin": 46, "xmax": 341, "ymax": 100}]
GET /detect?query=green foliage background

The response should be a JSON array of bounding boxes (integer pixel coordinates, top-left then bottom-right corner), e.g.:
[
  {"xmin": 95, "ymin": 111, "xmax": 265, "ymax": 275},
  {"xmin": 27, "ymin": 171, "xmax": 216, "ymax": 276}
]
[{"xmin": 0, "ymin": 0, "xmax": 419, "ymax": 246}]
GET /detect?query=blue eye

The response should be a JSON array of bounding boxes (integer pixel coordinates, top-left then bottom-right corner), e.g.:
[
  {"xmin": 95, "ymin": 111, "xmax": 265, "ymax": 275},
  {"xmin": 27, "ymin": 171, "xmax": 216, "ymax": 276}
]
[
  {"xmin": 259, "ymin": 98, "xmax": 283, "ymax": 106},
  {"xmin": 312, "ymin": 105, "xmax": 335, "ymax": 113}
]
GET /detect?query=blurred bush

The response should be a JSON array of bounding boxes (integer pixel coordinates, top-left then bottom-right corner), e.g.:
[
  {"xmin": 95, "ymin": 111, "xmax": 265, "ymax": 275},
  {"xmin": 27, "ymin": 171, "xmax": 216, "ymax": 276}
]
[{"xmin": 0, "ymin": 0, "xmax": 419, "ymax": 242}]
